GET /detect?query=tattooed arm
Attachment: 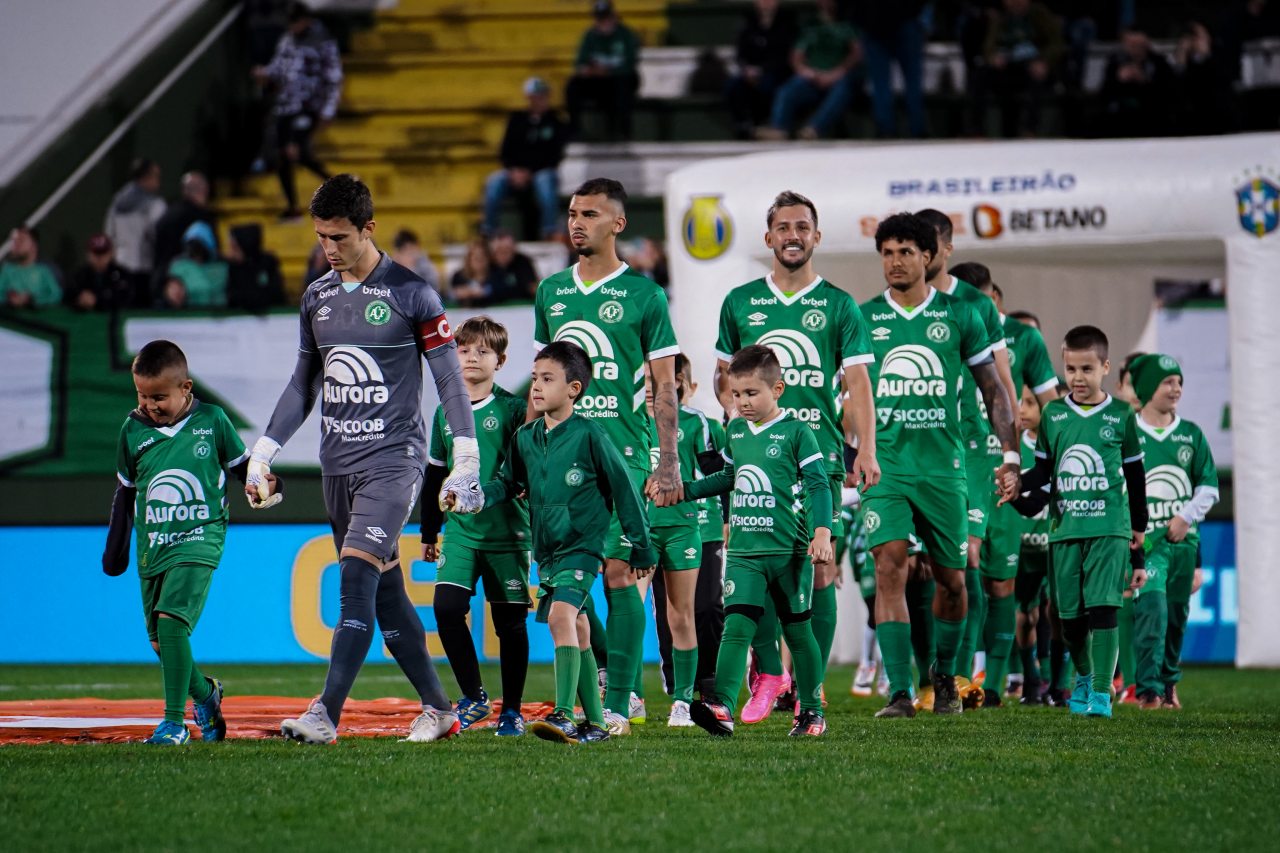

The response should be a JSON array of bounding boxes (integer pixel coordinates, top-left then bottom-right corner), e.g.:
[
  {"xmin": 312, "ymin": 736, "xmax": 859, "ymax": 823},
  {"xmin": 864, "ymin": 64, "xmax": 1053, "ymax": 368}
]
[
  {"xmin": 647, "ymin": 354, "xmax": 684, "ymax": 507},
  {"xmin": 972, "ymin": 359, "xmax": 1019, "ymax": 501}
]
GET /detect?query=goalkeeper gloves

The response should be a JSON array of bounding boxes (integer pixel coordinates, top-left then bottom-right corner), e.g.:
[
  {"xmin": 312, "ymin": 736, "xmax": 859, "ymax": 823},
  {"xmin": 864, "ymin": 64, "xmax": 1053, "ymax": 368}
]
[
  {"xmin": 440, "ymin": 435, "xmax": 484, "ymax": 514},
  {"xmin": 246, "ymin": 436, "xmax": 284, "ymax": 509}
]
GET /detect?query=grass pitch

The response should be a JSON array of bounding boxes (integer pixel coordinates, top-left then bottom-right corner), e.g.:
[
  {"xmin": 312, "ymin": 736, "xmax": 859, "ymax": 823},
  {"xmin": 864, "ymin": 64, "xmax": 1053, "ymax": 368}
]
[{"xmin": 1, "ymin": 664, "xmax": 1277, "ymax": 852}]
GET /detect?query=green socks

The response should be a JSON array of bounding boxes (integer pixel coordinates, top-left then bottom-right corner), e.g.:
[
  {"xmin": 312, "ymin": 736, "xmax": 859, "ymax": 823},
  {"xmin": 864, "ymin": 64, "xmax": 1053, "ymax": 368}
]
[
  {"xmin": 751, "ymin": 599, "xmax": 784, "ymax": 677},
  {"xmin": 1117, "ymin": 596, "xmax": 1135, "ymax": 687},
  {"xmin": 584, "ymin": 595, "xmax": 608, "ymax": 670},
  {"xmin": 1090, "ymin": 627, "xmax": 1119, "ymax": 695},
  {"xmin": 156, "ymin": 617, "xmax": 195, "ymax": 724},
  {"xmin": 673, "ymin": 646, "xmax": 698, "ymax": 704},
  {"xmin": 1133, "ymin": 589, "xmax": 1168, "ymax": 697},
  {"xmin": 955, "ymin": 569, "xmax": 984, "ymax": 678},
  {"xmin": 933, "ymin": 616, "xmax": 965, "ymax": 676},
  {"xmin": 876, "ymin": 621, "xmax": 913, "ymax": 697},
  {"xmin": 603, "ymin": 585, "xmax": 644, "ymax": 713},
  {"xmin": 714, "ymin": 613, "xmax": 757, "ymax": 715},
  {"xmin": 576, "ymin": 648, "xmax": 605, "ymax": 726},
  {"xmin": 982, "ymin": 595, "xmax": 1017, "ymax": 691},
  {"xmin": 906, "ymin": 579, "xmax": 935, "ymax": 686},
  {"xmin": 781, "ymin": 620, "xmax": 824, "ymax": 714},
  {"xmin": 810, "ymin": 583, "xmax": 837, "ymax": 678},
  {"xmin": 554, "ymin": 645, "xmax": 581, "ymax": 715}
]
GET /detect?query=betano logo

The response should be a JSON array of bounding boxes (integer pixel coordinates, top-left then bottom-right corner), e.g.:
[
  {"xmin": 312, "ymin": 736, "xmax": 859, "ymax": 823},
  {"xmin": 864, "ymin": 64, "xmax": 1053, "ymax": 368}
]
[
  {"xmin": 554, "ymin": 321, "xmax": 619, "ymax": 380},
  {"xmin": 324, "ymin": 347, "xmax": 389, "ymax": 404},
  {"xmin": 1146, "ymin": 464, "xmax": 1193, "ymax": 525},
  {"xmin": 877, "ymin": 345, "xmax": 946, "ymax": 397},
  {"xmin": 1056, "ymin": 444, "xmax": 1110, "ymax": 491},
  {"xmin": 757, "ymin": 329, "xmax": 824, "ymax": 387},
  {"xmin": 144, "ymin": 469, "xmax": 210, "ymax": 523}
]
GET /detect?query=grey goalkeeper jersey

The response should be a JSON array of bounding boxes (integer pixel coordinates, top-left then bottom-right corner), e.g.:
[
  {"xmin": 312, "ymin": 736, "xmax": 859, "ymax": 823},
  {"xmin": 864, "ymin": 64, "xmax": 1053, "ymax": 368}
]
[{"xmin": 265, "ymin": 251, "xmax": 474, "ymax": 475}]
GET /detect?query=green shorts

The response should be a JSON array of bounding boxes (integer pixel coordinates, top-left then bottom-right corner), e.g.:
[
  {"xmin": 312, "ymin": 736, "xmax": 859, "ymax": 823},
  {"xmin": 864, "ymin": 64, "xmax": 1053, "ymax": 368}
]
[
  {"xmin": 724, "ymin": 552, "xmax": 814, "ymax": 618},
  {"xmin": 862, "ymin": 473, "xmax": 968, "ymax": 569},
  {"xmin": 1049, "ymin": 537, "xmax": 1129, "ymax": 619},
  {"xmin": 1140, "ymin": 535, "xmax": 1196, "ymax": 602},
  {"xmin": 141, "ymin": 564, "xmax": 214, "ymax": 641},
  {"xmin": 1014, "ymin": 549, "xmax": 1049, "ymax": 613},
  {"xmin": 437, "ymin": 540, "xmax": 531, "ymax": 603},
  {"xmin": 965, "ymin": 447, "xmax": 996, "ymax": 539},
  {"xmin": 534, "ymin": 560, "xmax": 598, "ymax": 623},
  {"xmin": 604, "ymin": 465, "xmax": 650, "ymax": 562},
  {"xmin": 652, "ymin": 525, "xmax": 702, "ymax": 572},
  {"xmin": 980, "ymin": 501, "xmax": 1024, "ymax": 581}
]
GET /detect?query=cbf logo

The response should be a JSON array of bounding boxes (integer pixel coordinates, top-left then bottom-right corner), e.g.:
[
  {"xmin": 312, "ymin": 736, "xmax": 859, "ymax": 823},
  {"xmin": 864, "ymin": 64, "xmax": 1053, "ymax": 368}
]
[
  {"xmin": 1236, "ymin": 172, "xmax": 1280, "ymax": 237},
  {"xmin": 682, "ymin": 195, "xmax": 733, "ymax": 261},
  {"xmin": 144, "ymin": 469, "xmax": 210, "ymax": 524},
  {"xmin": 1057, "ymin": 445, "xmax": 1110, "ymax": 492}
]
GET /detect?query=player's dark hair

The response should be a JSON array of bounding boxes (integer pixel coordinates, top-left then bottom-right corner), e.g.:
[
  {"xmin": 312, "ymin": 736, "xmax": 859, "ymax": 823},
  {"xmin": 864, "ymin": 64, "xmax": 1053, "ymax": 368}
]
[
  {"xmin": 132, "ymin": 340, "xmax": 189, "ymax": 379},
  {"xmin": 310, "ymin": 174, "xmax": 375, "ymax": 229},
  {"xmin": 950, "ymin": 261, "xmax": 992, "ymax": 289},
  {"xmin": 572, "ymin": 178, "xmax": 627, "ymax": 210},
  {"xmin": 455, "ymin": 315, "xmax": 509, "ymax": 356},
  {"xmin": 727, "ymin": 344, "xmax": 782, "ymax": 385},
  {"xmin": 536, "ymin": 341, "xmax": 592, "ymax": 399},
  {"xmin": 1008, "ymin": 309, "xmax": 1040, "ymax": 329},
  {"xmin": 874, "ymin": 212, "xmax": 937, "ymax": 258},
  {"xmin": 1119, "ymin": 350, "xmax": 1147, "ymax": 382},
  {"xmin": 766, "ymin": 190, "xmax": 818, "ymax": 228},
  {"xmin": 1063, "ymin": 325, "xmax": 1110, "ymax": 361},
  {"xmin": 393, "ymin": 228, "xmax": 418, "ymax": 250},
  {"xmin": 130, "ymin": 157, "xmax": 158, "ymax": 181},
  {"xmin": 916, "ymin": 208, "xmax": 954, "ymax": 243}
]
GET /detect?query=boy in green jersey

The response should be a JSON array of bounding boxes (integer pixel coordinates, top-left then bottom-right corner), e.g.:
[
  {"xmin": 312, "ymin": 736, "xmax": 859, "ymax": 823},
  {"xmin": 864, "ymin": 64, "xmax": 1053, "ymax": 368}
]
[
  {"xmin": 463, "ymin": 341, "xmax": 656, "ymax": 744},
  {"xmin": 677, "ymin": 345, "xmax": 833, "ymax": 737},
  {"xmin": 102, "ymin": 340, "xmax": 281, "ymax": 745},
  {"xmin": 859, "ymin": 213, "xmax": 1020, "ymax": 719},
  {"xmin": 1128, "ymin": 354, "xmax": 1219, "ymax": 710},
  {"xmin": 422, "ymin": 317, "xmax": 532, "ymax": 736},
  {"xmin": 1012, "ymin": 326, "xmax": 1149, "ymax": 719}
]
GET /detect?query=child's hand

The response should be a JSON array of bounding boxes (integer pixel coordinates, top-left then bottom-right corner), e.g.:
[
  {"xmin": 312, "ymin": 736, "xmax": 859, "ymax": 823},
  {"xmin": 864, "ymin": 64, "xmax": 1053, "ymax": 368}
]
[
  {"xmin": 422, "ymin": 536, "xmax": 441, "ymax": 563},
  {"xmin": 1166, "ymin": 516, "xmax": 1190, "ymax": 543},
  {"xmin": 808, "ymin": 528, "xmax": 833, "ymax": 565},
  {"xmin": 441, "ymin": 492, "xmax": 458, "ymax": 512},
  {"xmin": 1192, "ymin": 566, "xmax": 1205, "ymax": 594},
  {"xmin": 632, "ymin": 564, "xmax": 656, "ymax": 578},
  {"xmin": 1130, "ymin": 529, "xmax": 1145, "ymax": 551},
  {"xmin": 245, "ymin": 473, "xmax": 282, "ymax": 509},
  {"xmin": 1130, "ymin": 567, "xmax": 1148, "ymax": 591},
  {"xmin": 994, "ymin": 464, "xmax": 1020, "ymax": 506}
]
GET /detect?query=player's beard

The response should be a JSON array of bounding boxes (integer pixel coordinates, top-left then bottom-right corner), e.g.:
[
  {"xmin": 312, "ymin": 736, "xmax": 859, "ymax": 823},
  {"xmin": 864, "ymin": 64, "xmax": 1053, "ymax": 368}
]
[
  {"xmin": 577, "ymin": 244, "xmax": 595, "ymax": 257},
  {"xmin": 924, "ymin": 257, "xmax": 943, "ymax": 283},
  {"xmin": 775, "ymin": 242, "xmax": 812, "ymax": 272}
]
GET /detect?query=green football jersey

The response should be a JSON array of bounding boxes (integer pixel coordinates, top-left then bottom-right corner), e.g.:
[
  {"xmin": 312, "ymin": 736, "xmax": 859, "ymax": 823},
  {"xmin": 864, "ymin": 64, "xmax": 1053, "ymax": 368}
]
[
  {"xmin": 696, "ymin": 411, "xmax": 726, "ymax": 543},
  {"xmin": 115, "ymin": 400, "xmax": 249, "ymax": 578},
  {"xmin": 715, "ymin": 276, "xmax": 874, "ymax": 475},
  {"xmin": 429, "ymin": 385, "xmax": 530, "ymax": 550},
  {"xmin": 533, "ymin": 263, "xmax": 680, "ymax": 471},
  {"xmin": 1136, "ymin": 414, "xmax": 1219, "ymax": 546},
  {"xmin": 1036, "ymin": 394, "xmax": 1143, "ymax": 542},
  {"xmin": 860, "ymin": 287, "xmax": 993, "ymax": 479},
  {"xmin": 685, "ymin": 412, "xmax": 830, "ymax": 556},
  {"xmin": 939, "ymin": 277, "xmax": 1005, "ymax": 455},
  {"xmin": 1004, "ymin": 315, "xmax": 1059, "ymax": 398},
  {"xmin": 1020, "ymin": 430, "xmax": 1050, "ymax": 553},
  {"xmin": 645, "ymin": 408, "xmax": 704, "ymax": 529}
]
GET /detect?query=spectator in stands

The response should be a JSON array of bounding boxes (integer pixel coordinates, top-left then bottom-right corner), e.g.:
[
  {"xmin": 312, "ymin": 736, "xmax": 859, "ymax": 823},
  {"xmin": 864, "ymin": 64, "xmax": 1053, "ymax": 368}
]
[
  {"xmin": 304, "ymin": 243, "xmax": 329, "ymax": 287},
  {"xmin": 448, "ymin": 239, "xmax": 492, "ymax": 308},
  {"xmin": 850, "ymin": 0, "xmax": 928, "ymax": 137},
  {"xmin": 153, "ymin": 172, "xmax": 217, "ymax": 288},
  {"xmin": 162, "ymin": 222, "xmax": 227, "ymax": 309},
  {"xmin": 0, "ymin": 226, "xmax": 62, "ymax": 309},
  {"xmin": 565, "ymin": 0, "xmax": 641, "ymax": 140},
  {"xmin": 392, "ymin": 229, "xmax": 441, "ymax": 290},
  {"xmin": 483, "ymin": 78, "xmax": 569, "ymax": 241},
  {"xmin": 66, "ymin": 234, "xmax": 131, "ymax": 311},
  {"xmin": 105, "ymin": 157, "xmax": 166, "ymax": 305},
  {"xmin": 226, "ymin": 224, "xmax": 286, "ymax": 311},
  {"xmin": 758, "ymin": 0, "xmax": 862, "ymax": 140},
  {"xmin": 1100, "ymin": 24, "xmax": 1175, "ymax": 137},
  {"xmin": 726, "ymin": 0, "xmax": 799, "ymax": 139},
  {"xmin": 983, "ymin": 0, "xmax": 1064, "ymax": 137},
  {"xmin": 1176, "ymin": 20, "xmax": 1236, "ymax": 135},
  {"xmin": 621, "ymin": 237, "xmax": 668, "ymax": 288},
  {"xmin": 485, "ymin": 230, "xmax": 538, "ymax": 303},
  {"xmin": 254, "ymin": 1, "xmax": 342, "ymax": 221}
]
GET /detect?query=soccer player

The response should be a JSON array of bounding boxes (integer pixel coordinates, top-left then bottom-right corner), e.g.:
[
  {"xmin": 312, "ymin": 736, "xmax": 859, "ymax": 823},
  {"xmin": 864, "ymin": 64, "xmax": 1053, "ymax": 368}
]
[
  {"xmin": 472, "ymin": 341, "xmax": 656, "ymax": 744},
  {"xmin": 916, "ymin": 213, "xmax": 1019, "ymax": 693},
  {"xmin": 713, "ymin": 190, "xmax": 878, "ymax": 719},
  {"xmin": 860, "ymin": 213, "xmax": 1019, "ymax": 718},
  {"xmin": 103, "ymin": 340, "xmax": 278, "ymax": 745},
  {"xmin": 421, "ymin": 317, "xmax": 532, "ymax": 735},
  {"xmin": 844, "ymin": 489, "xmax": 883, "ymax": 697},
  {"xmin": 249, "ymin": 175, "xmax": 480, "ymax": 744},
  {"xmin": 1012, "ymin": 326, "xmax": 1149, "ymax": 719},
  {"xmin": 957, "ymin": 262, "xmax": 1060, "ymax": 706},
  {"xmin": 679, "ymin": 345, "xmax": 833, "ymax": 738},
  {"xmin": 1128, "ymin": 354, "xmax": 1219, "ymax": 710},
  {"xmin": 532, "ymin": 177, "xmax": 682, "ymax": 735}
]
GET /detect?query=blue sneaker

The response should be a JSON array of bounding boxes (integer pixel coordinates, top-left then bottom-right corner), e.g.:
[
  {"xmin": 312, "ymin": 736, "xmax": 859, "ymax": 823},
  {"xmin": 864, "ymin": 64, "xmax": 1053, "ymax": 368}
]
[
  {"xmin": 1086, "ymin": 690, "xmax": 1113, "ymax": 719},
  {"xmin": 144, "ymin": 720, "xmax": 190, "ymax": 745},
  {"xmin": 192, "ymin": 677, "xmax": 226, "ymax": 742},
  {"xmin": 454, "ymin": 691, "xmax": 493, "ymax": 731},
  {"xmin": 1068, "ymin": 675, "xmax": 1092, "ymax": 715},
  {"xmin": 494, "ymin": 710, "xmax": 525, "ymax": 737}
]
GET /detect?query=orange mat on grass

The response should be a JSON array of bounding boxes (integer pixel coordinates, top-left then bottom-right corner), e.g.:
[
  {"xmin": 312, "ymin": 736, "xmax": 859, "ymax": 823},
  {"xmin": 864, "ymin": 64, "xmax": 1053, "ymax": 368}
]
[{"xmin": 0, "ymin": 697, "xmax": 556, "ymax": 745}]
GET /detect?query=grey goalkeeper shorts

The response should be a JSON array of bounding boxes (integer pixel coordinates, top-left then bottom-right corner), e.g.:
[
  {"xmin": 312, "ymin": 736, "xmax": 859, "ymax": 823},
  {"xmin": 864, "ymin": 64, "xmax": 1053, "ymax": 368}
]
[{"xmin": 323, "ymin": 465, "xmax": 424, "ymax": 562}]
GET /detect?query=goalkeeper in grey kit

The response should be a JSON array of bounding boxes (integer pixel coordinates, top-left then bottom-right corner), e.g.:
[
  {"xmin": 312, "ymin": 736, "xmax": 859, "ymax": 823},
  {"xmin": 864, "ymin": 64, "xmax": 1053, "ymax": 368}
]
[{"xmin": 245, "ymin": 175, "xmax": 485, "ymax": 744}]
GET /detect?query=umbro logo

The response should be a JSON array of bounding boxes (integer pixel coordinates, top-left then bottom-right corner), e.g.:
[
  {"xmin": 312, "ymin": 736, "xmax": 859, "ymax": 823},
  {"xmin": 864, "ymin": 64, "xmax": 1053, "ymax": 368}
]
[
  {"xmin": 365, "ymin": 526, "xmax": 387, "ymax": 544},
  {"xmin": 748, "ymin": 311, "xmax": 768, "ymax": 325},
  {"xmin": 872, "ymin": 326, "xmax": 891, "ymax": 341},
  {"xmin": 316, "ymin": 306, "xmax": 332, "ymax": 321},
  {"xmin": 684, "ymin": 548, "xmax": 698, "ymax": 559},
  {"xmin": 550, "ymin": 302, "xmax": 567, "ymax": 315}
]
